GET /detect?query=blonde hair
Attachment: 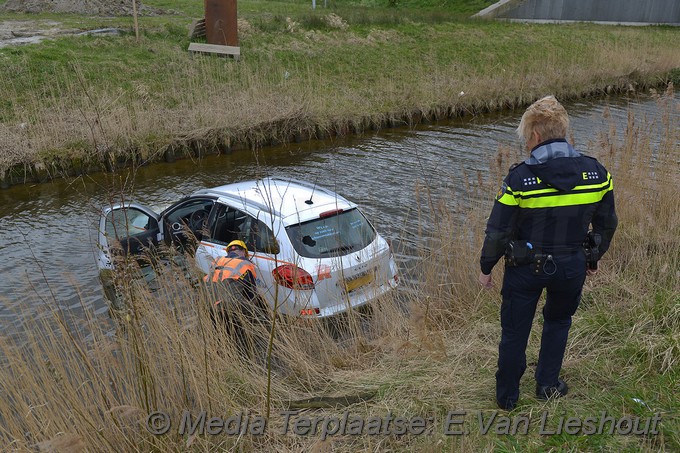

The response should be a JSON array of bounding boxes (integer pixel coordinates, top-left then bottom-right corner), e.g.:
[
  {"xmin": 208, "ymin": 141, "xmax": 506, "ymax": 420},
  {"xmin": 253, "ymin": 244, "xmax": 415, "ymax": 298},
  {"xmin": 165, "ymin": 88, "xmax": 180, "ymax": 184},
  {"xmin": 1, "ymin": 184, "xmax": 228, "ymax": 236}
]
[{"xmin": 516, "ymin": 95, "xmax": 569, "ymax": 142}]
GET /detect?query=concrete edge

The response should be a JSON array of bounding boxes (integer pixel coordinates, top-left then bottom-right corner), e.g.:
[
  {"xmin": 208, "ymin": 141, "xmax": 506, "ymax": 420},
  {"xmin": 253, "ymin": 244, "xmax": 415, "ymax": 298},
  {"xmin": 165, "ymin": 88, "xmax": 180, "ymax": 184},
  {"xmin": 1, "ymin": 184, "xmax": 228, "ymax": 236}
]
[
  {"xmin": 473, "ymin": 0, "xmax": 680, "ymax": 25},
  {"xmin": 473, "ymin": 0, "xmax": 525, "ymax": 18},
  {"xmin": 500, "ymin": 18, "xmax": 680, "ymax": 26}
]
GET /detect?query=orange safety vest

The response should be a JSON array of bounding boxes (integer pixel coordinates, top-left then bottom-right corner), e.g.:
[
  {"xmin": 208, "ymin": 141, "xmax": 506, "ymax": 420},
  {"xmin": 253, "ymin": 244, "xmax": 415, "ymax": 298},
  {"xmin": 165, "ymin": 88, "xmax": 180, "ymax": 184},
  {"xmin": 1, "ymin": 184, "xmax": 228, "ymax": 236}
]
[{"xmin": 204, "ymin": 256, "xmax": 257, "ymax": 283}]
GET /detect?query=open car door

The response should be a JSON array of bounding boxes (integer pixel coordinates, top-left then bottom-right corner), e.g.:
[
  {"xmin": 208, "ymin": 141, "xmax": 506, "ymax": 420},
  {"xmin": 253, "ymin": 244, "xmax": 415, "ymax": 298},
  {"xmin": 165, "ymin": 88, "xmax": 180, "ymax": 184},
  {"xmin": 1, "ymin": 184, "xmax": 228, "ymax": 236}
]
[{"xmin": 98, "ymin": 203, "xmax": 162, "ymax": 270}]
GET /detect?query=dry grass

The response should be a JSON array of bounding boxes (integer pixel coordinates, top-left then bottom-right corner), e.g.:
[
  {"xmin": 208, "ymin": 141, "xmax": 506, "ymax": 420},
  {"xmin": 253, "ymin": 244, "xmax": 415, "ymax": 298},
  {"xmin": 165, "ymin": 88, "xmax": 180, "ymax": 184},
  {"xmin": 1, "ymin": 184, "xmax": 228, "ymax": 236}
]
[{"xmin": 0, "ymin": 89, "xmax": 678, "ymax": 451}]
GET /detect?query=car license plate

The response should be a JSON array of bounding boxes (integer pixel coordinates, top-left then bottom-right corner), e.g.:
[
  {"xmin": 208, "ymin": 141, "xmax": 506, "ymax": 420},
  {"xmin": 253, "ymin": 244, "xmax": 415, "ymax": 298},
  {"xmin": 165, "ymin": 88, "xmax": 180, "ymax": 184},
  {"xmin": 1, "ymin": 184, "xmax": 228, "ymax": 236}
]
[{"xmin": 344, "ymin": 270, "xmax": 375, "ymax": 293}]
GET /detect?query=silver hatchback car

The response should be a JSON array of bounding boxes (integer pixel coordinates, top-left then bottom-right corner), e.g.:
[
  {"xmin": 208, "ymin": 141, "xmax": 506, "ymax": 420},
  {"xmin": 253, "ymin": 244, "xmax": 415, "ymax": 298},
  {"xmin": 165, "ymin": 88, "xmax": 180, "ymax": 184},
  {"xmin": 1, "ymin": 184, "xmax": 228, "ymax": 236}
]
[{"xmin": 98, "ymin": 177, "xmax": 399, "ymax": 317}]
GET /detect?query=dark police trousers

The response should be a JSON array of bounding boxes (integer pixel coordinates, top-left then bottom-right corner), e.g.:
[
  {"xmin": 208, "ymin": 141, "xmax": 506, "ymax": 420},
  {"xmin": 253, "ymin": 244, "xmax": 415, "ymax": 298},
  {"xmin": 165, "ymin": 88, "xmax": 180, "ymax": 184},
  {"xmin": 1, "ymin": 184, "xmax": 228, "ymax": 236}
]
[{"xmin": 496, "ymin": 252, "xmax": 586, "ymax": 408}]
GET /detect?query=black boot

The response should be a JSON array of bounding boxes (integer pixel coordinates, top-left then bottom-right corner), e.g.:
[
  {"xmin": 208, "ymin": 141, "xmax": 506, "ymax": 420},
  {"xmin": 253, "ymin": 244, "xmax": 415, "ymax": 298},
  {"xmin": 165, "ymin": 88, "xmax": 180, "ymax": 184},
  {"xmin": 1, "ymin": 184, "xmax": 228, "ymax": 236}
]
[{"xmin": 536, "ymin": 378, "xmax": 568, "ymax": 400}]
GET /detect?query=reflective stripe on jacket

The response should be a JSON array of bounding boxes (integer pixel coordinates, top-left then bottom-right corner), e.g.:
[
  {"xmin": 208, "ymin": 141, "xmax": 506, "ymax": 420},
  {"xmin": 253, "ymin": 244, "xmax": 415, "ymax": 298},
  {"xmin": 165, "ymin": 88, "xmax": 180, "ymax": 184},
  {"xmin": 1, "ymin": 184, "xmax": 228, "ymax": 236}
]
[
  {"xmin": 204, "ymin": 257, "xmax": 257, "ymax": 283},
  {"xmin": 496, "ymin": 171, "xmax": 613, "ymax": 208}
]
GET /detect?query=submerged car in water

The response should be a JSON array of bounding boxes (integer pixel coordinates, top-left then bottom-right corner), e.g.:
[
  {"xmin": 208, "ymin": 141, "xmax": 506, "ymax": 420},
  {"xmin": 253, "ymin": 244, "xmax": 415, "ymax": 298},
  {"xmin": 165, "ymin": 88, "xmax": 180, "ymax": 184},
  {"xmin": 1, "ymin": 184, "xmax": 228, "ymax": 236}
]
[{"xmin": 98, "ymin": 177, "xmax": 399, "ymax": 317}]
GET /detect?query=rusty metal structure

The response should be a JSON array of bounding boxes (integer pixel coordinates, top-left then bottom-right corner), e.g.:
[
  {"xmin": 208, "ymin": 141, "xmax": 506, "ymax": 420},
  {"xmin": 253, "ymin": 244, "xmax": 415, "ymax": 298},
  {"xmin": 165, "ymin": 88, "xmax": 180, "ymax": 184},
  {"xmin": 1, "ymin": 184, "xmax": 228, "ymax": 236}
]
[{"xmin": 204, "ymin": 0, "xmax": 238, "ymax": 46}]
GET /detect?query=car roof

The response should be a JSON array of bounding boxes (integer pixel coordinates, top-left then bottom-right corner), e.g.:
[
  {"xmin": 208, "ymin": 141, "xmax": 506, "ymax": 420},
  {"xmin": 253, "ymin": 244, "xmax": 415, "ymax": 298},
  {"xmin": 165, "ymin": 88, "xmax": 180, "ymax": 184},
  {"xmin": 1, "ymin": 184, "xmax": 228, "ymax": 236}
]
[{"xmin": 194, "ymin": 177, "xmax": 357, "ymax": 225}]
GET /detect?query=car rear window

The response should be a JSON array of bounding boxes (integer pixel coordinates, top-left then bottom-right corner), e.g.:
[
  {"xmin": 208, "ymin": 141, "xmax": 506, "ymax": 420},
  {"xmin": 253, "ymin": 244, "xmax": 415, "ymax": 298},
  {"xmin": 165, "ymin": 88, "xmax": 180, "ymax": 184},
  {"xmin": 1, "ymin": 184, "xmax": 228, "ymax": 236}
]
[{"xmin": 286, "ymin": 208, "xmax": 376, "ymax": 258}]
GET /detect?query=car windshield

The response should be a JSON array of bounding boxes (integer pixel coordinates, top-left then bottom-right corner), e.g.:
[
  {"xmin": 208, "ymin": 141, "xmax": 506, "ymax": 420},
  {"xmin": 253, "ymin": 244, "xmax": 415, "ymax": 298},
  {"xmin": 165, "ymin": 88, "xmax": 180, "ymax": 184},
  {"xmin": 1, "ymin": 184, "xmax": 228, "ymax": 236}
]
[{"xmin": 286, "ymin": 208, "xmax": 376, "ymax": 258}]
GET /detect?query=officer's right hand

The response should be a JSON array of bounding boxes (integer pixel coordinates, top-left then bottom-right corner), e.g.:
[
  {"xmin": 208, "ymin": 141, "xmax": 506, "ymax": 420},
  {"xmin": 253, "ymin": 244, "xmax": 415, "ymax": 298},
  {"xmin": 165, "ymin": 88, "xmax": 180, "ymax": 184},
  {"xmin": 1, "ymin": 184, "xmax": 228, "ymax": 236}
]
[{"xmin": 478, "ymin": 272, "xmax": 494, "ymax": 289}]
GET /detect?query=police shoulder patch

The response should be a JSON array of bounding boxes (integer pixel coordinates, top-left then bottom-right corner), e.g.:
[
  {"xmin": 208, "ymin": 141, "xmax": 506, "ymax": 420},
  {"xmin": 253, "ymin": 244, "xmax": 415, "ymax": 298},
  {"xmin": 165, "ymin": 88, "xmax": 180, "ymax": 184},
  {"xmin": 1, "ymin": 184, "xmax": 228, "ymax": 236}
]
[{"xmin": 496, "ymin": 182, "xmax": 508, "ymax": 201}]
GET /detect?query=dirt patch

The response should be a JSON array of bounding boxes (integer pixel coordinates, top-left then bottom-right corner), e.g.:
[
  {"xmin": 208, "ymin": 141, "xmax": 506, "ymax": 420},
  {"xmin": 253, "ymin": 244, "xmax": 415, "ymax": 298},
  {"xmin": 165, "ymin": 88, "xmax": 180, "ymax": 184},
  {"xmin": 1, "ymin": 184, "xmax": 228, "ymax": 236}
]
[
  {"xmin": 0, "ymin": 20, "xmax": 122, "ymax": 48},
  {"xmin": 1, "ymin": 0, "xmax": 163, "ymax": 16}
]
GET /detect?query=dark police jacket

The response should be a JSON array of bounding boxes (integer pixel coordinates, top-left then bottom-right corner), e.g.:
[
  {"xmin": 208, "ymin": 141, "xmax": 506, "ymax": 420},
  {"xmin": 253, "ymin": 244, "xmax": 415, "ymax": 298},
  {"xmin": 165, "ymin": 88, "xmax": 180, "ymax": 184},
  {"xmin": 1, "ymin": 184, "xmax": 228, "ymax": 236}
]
[{"xmin": 480, "ymin": 139, "xmax": 618, "ymax": 276}]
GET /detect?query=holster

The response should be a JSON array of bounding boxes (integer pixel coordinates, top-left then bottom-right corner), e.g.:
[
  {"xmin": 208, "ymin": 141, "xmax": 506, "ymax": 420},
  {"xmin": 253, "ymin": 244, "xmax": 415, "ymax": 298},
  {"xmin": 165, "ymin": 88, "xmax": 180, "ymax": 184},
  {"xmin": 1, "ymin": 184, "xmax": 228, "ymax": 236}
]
[{"xmin": 583, "ymin": 232, "xmax": 602, "ymax": 271}]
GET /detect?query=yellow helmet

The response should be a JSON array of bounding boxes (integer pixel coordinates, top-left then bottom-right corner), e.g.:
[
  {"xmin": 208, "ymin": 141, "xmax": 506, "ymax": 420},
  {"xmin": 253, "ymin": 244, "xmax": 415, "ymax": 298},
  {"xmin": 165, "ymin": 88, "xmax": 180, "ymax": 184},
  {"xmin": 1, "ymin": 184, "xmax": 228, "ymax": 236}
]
[{"xmin": 227, "ymin": 240, "xmax": 248, "ymax": 256}]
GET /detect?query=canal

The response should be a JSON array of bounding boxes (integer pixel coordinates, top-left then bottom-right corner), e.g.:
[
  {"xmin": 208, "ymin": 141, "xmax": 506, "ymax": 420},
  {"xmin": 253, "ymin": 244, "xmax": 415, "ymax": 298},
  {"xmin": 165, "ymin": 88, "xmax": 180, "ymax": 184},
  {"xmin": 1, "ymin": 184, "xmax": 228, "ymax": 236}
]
[{"xmin": 0, "ymin": 93, "xmax": 674, "ymax": 333}]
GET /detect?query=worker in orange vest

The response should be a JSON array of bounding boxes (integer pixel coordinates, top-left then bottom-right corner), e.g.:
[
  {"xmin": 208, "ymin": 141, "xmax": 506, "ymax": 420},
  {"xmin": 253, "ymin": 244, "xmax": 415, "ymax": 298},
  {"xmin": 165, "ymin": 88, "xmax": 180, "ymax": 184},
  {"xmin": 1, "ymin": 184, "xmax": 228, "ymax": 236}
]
[
  {"xmin": 204, "ymin": 239, "xmax": 258, "ymax": 301},
  {"xmin": 204, "ymin": 240, "xmax": 267, "ymax": 342},
  {"xmin": 203, "ymin": 240, "xmax": 257, "ymax": 300}
]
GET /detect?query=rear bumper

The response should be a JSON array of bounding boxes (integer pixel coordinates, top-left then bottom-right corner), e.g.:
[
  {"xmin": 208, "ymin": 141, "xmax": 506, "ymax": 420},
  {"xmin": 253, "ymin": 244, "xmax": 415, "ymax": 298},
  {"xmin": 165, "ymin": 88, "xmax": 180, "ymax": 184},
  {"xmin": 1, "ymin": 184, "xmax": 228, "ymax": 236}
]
[
  {"xmin": 261, "ymin": 275, "xmax": 398, "ymax": 319},
  {"xmin": 314, "ymin": 275, "xmax": 398, "ymax": 318}
]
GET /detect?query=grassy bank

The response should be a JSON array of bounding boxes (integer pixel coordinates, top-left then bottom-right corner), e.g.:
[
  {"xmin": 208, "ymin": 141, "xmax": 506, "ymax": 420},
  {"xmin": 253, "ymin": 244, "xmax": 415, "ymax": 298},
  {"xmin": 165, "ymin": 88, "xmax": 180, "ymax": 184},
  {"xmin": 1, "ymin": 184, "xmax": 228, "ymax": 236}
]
[
  {"xmin": 0, "ymin": 90, "xmax": 677, "ymax": 451},
  {"xmin": 0, "ymin": 0, "xmax": 679, "ymax": 185}
]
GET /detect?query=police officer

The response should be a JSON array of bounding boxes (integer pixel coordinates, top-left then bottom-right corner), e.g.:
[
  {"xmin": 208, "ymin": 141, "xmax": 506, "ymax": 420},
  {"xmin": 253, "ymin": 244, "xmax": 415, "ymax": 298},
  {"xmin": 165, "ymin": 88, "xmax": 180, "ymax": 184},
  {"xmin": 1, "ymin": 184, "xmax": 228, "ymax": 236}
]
[{"xmin": 478, "ymin": 95, "xmax": 618, "ymax": 411}]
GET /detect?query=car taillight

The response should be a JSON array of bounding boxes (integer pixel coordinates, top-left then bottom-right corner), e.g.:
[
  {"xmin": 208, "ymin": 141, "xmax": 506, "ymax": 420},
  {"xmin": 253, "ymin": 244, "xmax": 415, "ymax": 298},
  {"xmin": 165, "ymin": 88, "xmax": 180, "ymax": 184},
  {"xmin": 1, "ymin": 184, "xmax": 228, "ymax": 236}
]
[
  {"xmin": 300, "ymin": 308, "xmax": 320, "ymax": 316},
  {"xmin": 272, "ymin": 264, "xmax": 315, "ymax": 290}
]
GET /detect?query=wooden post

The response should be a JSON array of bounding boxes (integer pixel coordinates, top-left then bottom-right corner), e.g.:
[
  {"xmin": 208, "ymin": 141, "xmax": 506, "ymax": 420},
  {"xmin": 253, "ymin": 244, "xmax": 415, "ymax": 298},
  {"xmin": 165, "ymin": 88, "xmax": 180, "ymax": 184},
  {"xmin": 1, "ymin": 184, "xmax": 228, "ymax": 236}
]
[{"xmin": 132, "ymin": 0, "xmax": 140, "ymax": 42}]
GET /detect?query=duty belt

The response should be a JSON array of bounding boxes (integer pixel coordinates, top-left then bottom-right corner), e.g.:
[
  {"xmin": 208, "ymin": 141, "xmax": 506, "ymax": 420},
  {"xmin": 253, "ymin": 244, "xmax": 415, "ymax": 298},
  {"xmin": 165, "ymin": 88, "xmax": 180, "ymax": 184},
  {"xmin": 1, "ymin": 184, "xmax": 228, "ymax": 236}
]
[
  {"xmin": 505, "ymin": 241, "xmax": 582, "ymax": 275},
  {"xmin": 527, "ymin": 243, "xmax": 583, "ymax": 254}
]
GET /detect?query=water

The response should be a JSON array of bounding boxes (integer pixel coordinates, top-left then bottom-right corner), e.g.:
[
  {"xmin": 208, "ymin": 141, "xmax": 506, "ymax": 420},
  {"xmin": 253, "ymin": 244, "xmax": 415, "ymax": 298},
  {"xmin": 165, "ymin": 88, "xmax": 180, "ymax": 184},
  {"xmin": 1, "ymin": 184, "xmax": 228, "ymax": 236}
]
[{"xmin": 0, "ymin": 93, "xmax": 675, "ymax": 333}]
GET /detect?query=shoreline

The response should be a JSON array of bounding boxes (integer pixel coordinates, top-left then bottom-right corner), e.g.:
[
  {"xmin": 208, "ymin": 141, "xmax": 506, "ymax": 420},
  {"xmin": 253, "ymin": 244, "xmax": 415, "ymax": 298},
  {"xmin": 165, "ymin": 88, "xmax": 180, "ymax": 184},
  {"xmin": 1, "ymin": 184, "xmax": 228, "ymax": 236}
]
[{"xmin": 0, "ymin": 77, "xmax": 669, "ymax": 189}]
